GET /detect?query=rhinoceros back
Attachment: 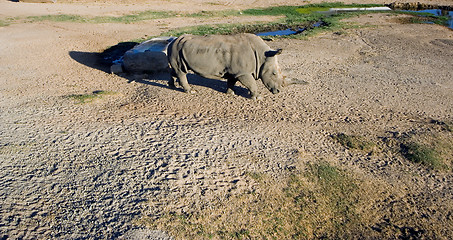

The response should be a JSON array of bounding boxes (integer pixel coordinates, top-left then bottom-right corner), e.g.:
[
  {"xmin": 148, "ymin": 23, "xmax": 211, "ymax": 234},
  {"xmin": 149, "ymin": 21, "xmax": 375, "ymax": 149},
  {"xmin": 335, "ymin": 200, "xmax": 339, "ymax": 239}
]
[{"xmin": 168, "ymin": 34, "xmax": 271, "ymax": 80}]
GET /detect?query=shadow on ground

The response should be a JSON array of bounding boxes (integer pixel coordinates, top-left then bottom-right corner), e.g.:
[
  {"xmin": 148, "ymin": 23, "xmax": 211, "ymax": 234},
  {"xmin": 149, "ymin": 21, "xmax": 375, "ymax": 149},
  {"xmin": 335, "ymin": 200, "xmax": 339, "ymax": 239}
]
[
  {"xmin": 136, "ymin": 72, "xmax": 250, "ymax": 98},
  {"xmin": 69, "ymin": 41, "xmax": 138, "ymax": 74}
]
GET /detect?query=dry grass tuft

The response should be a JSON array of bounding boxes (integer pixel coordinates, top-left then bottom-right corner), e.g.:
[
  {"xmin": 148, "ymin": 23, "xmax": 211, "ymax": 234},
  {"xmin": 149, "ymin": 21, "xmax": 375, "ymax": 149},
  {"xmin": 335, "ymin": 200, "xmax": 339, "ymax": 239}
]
[
  {"xmin": 65, "ymin": 90, "xmax": 115, "ymax": 104},
  {"xmin": 399, "ymin": 131, "xmax": 453, "ymax": 170},
  {"xmin": 331, "ymin": 133, "xmax": 377, "ymax": 153},
  {"xmin": 140, "ymin": 161, "xmax": 382, "ymax": 239}
]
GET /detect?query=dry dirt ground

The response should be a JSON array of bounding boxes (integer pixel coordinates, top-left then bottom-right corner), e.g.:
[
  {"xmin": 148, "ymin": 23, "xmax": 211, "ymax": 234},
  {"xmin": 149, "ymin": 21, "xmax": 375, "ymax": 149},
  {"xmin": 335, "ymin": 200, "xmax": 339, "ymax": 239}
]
[{"xmin": 1, "ymin": 0, "xmax": 453, "ymax": 239}]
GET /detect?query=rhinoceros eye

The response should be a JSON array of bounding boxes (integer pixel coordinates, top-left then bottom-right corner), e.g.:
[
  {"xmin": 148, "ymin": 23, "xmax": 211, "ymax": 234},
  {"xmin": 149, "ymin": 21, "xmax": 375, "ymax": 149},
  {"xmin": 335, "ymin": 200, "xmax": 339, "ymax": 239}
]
[{"xmin": 273, "ymin": 71, "xmax": 277, "ymax": 75}]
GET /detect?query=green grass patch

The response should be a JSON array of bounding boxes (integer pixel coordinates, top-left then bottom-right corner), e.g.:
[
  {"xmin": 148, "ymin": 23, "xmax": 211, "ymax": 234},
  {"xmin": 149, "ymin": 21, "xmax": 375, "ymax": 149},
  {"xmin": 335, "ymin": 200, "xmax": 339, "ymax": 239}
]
[
  {"xmin": 161, "ymin": 20, "xmax": 326, "ymax": 39},
  {"xmin": 400, "ymin": 141, "xmax": 448, "ymax": 170},
  {"xmin": 28, "ymin": 14, "xmax": 87, "ymax": 23},
  {"xmin": 0, "ymin": 17, "xmax": 19, "ymax": 27},
  {"xmin": 294, "ymin": 162, "xmax": 361, "ymax": 238},
  {"xmin": 66, "ymin": 90, "xmax": 114, "ymax": 104},
  {"xmin": 241, "ymin": 3, "xmax": 381, "ymax": 17},
  {"xmin": 331, "ymin": 133, "xmax": 376, "ymax": 152},
  {"xmin": 0, "ymin": 19, "xmax": 10, "ymax": 27},
  {"xmin": 95, "ymin": 10, "xmax": 175, "ymax": 23},
  {"xmin": 296, "ymin": 7, "xmax": 331, "ymax": 14},
  {"xmin": 164, "ymin": 23, "xmax": 242, "ymax": 36},
  {"xmin": 240, "ymin": 3, "xmax": 380, "ymax": 17},
  {"xmin": 186, "ymin": 9, "xmax": 243, "ymax": 18},
  {"xmin": 163, "ymin": 21, "xmax": 317, "ymax": 37},
  {"xmin": 242, "ymin": 5, "xmax": 304, "ymax": 17},
  {"xmin": 241, "ymin": 4, "xmax": 330, "ymax": 27},
  {"xmin": 389, "ymin": 123, "xmax": 453, "ymax": 170},
  {"xmin": 27, "ymin": 10, "xmax": 175, "ymax": 24}
]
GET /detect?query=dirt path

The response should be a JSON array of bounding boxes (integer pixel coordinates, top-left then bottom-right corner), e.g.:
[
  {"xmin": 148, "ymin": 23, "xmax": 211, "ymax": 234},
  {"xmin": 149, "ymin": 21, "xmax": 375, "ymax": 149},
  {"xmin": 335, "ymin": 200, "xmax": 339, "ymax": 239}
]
[{"xmin": 1, "ymin": 1, "xmax": 453, "ymax": 239}]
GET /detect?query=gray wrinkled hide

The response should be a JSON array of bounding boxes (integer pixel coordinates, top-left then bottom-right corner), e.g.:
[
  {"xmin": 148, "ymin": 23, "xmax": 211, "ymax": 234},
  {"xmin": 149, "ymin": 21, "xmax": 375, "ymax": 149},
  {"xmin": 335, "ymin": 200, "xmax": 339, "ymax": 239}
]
[
  {"xmin": 122, "ymin": 37, "xmax": 176, "ymax": 73},
  {"xmin": 167, "ymin": 33, "xmax": 284, "ymax": 99}
]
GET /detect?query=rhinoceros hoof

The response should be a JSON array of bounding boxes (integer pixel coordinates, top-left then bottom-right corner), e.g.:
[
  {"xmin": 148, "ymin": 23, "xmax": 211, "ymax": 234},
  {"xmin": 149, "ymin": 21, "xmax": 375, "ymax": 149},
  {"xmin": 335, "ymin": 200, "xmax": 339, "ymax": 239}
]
[
  {"xmin": 226, "ymin": 89, "xmax": 236, "ymax": 95},
  {"xmin": 251, "ymin": 95, "xmax": 263, "ymax": 101},
  {"xmin": 185, "ymin": 89, "xmax": 197, "ymax": 94}
]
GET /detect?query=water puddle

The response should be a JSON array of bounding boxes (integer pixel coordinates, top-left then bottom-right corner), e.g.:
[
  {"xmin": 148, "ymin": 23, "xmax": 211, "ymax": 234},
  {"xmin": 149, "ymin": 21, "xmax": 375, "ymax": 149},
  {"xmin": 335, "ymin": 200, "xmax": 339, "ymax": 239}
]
[
  {"xmin": 256, "ymin": 28, "xmax": 304, "ymax": 37},
  {"xmin": 256, "ymin": 21, "xmax": 324, "ymax": 37},
  {"xmin": 403, "ymin": 9, "xmax": 453, "ymax": 29},
  {"xmin": 255, "ymin": 7, "xmax": 391, "ymax": 37},
  {"xmin": 256, "ymin": 6, "xmax": 453, "ymax": 37}
]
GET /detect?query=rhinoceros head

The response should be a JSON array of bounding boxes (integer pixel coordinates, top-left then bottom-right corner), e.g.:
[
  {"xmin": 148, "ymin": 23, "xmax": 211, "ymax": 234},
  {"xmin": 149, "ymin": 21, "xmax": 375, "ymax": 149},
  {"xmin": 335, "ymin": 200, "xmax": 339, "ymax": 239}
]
[{"xmin": 260, "ymin": 49, "xmax": 285, "ymax": 94}]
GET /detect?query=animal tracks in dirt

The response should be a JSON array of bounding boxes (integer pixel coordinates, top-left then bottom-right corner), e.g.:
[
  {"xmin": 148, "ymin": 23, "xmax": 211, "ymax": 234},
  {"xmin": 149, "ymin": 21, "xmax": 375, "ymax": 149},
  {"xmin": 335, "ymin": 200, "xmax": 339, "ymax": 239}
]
[{"xmin": 1, "ymin": 6, "xmax": 453, "ymax": 239}]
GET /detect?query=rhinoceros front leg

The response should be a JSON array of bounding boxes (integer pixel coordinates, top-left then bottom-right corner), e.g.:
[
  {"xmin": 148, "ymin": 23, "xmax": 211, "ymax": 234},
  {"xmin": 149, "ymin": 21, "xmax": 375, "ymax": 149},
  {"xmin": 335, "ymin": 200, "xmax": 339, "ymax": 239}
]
[{"xmin": 237, "ymin": 74, "xmax": 261, "ymax": 100}]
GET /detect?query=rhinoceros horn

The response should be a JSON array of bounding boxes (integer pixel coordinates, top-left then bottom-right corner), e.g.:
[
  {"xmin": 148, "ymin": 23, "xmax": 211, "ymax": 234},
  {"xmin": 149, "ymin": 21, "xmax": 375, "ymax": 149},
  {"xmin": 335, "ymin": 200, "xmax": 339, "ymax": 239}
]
[
  {"xmin": 285, "ymin": 77, "xmax": 309, "ymax": 85},
  {"xmin": 282, "ymin": 68, "xmax": 309, "ymax": 85}
]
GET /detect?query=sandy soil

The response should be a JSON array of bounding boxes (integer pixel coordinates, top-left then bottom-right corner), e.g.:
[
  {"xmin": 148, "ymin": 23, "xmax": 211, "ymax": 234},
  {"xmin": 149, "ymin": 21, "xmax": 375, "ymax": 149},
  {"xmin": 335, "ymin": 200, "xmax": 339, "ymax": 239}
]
[
  {"xmin": 3, "ymin": 0, "xmax": 453, "ymax": 17},
  {"xmin": 1, "ymin": 0, "xmax": 453, "ymax": 239}
]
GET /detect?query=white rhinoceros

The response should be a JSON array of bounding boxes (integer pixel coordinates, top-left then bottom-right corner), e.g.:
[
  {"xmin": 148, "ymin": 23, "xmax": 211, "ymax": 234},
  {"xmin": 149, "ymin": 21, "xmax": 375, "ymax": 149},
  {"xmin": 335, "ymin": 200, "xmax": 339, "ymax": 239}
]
[{"xmin": 167, "ymin": 33, "xmax": 286, "ymax": 99}]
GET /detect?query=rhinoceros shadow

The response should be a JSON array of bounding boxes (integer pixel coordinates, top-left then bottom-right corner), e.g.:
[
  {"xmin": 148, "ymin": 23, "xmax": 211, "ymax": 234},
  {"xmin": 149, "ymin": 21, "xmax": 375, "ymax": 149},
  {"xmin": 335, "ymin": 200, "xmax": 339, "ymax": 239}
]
[
  {"xmin": 69, "ymin": 49, "xmax": 249, "ymax": 97},
  {"xmin": 138, "ymin": 72, "xmax": 250, "ymax": 98},
  {"xmin": 69, "ymin": 51, "xmax": 111, "ymax": 73},
  {"xmin": 69, "ymin": 42, "xmax": 139, "ymax": 74}
]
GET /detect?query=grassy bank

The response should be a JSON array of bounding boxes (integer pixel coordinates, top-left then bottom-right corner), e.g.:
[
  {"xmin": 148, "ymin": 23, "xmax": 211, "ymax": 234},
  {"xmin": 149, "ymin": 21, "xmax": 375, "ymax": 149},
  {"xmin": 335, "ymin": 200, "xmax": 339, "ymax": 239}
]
[
  {"xmin": 13, "ymin": 3, "xmax": 384, "ymax": 39},
  {"xmin": 7, "ymin": 3, "xmax": 450, "ymax": 40},
  {"xmin": 26, "ymin": 10, "xmax": 175, "ymax": 24},
  {"xmin": 161, "ymin": 3, "xmax": 384, "ymax": 39}
]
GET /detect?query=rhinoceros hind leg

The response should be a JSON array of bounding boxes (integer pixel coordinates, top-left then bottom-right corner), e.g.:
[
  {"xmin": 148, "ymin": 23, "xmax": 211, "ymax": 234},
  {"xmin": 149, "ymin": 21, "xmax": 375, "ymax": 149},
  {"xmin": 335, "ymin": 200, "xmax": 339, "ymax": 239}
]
[
  {"xmin": 169, "ymin": 69, "xmax": 177, "ymax": 88},
  {"xmin": 226, "ymin": 76, "xmax": 238, "ymax": 95},
  {"xmin": 175, "ymin": 72, "xmax": 195, "ymax": 94},
  {"xmin": 169, "ymin": 77, "xmax": 176, "ymax": 88},
  {"xmin": 237, "ymin": 74, "xmax": 260, "ymax": 100}
]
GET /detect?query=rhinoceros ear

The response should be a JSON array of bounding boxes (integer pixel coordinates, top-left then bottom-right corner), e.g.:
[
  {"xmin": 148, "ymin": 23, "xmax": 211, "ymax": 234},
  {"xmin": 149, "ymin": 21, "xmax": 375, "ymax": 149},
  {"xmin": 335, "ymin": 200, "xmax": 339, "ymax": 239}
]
[{"xmin": 265, "ymin": 49, "xmax": 283, "ymax": 57}]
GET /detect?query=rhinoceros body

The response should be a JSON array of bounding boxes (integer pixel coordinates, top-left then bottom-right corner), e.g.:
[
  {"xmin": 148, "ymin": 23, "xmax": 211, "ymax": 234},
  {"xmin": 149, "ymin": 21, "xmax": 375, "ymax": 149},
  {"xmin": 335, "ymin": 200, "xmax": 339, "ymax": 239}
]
[{"xmin": 167, "ymin": 33, "xmax": 285, "ymax": 99}]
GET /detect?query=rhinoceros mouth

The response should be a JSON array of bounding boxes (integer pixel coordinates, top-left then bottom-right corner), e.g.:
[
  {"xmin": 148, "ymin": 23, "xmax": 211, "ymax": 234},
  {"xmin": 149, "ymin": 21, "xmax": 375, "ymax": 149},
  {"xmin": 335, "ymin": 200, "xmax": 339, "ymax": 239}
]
[{"xmin": 271, "ymin": 88, "xmax": 280, "ymax": 94}]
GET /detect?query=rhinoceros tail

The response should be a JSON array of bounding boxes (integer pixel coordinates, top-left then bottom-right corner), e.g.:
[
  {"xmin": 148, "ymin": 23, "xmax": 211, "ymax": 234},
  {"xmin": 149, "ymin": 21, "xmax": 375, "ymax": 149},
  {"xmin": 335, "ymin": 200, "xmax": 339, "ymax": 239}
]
[{"xmin": 167, "ymin": 36, "xmax": 189, "ymax": 74}]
